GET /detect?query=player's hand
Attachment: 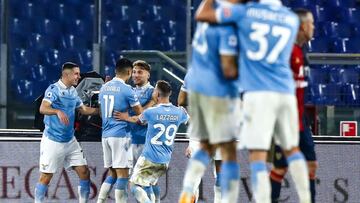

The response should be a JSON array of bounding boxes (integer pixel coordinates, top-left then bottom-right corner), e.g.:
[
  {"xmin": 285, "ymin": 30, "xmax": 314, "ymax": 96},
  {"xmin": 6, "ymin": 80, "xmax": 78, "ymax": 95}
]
[
  {"xmin": 185, "ymin": 146, "xmax": 193, "ymax": 158},
  {"xmin": 56, "ymin": 110, "xmax": 69, "ymax": 125},
  {"xmin": 113, "ymin": 111, "xmax": 129, "ymax": 121}
]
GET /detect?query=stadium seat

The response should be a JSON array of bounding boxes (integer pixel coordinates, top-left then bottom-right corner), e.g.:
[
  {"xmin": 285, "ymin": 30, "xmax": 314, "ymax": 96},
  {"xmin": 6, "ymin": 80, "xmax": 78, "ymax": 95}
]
[
  {"xmin": 43, "ymin": 49, "xmax": 70, "ymax": 68},
  {"xmin": 11, "ymin": 48, "xmax": 39, "ymax": 67},
  {"xmin": 291, "ymin": 0, "xmax": 313, "ymax": 9},
  {"xmin": 35, "ymin": 19, "xmax": 62, "ymax": 37},
  {"xmin": 310, "ymin": 84, "xmax": 342, "ymax": 105},
  {"xmin": 104, "ymin": 51, "xmax": 117, "ymax": 67},
  {"xmin": 130, "ymin": 35, "xmax": 153, "ymax": 50},
  {"xmin": 13, "ymin": 79, "xmax": 35, "ymax": 103},
  {"xmin": 353, "ymin": 23, "xmax": 360, "ymax": 38},
  {"xmin": 48, "ymin": 3, "xmax": 76, "ymax": 22},
  {"xmin": 76, "ymin": 49, "xmax": 93, "ymax": 72},
  {"xmin": 60, "ymin": 35, "xmax": 89, "ymax": 50},
  {"xmin": 65, "ymin": 19, "xmax": 92, "ymax": 38},
  {"xmin": 9, "ymin": 34, "xmax": 26, "ymax": 49},
  {"xmin": 80, "ymin": 3, "xmax": 95, "ymax": 20},
  {"xmin": 307, "ymin": 38, "xmax": 329, "ymax": 53},
  {"xmin": 27, "ymin": 33, "xmax": 56, "ymax": 51},
  {"xmin": 103, "ymin": 35, "xmax": 131, "ymax": 51},
  {"xmin": 323, "ymin": 22, "xmax": 352, "ymax": 38},
  {"xmin": 313, "ymin": 6, "xmax": 329, "ymax": 23},
  {"xmin": 342, "ymin": 84, "xmax": 360, "ymax": 106},
  {"xmin": 339, "ymin": 67, "xmax": 360, "ymax": 84},
  {"xmin": 308, "ymin": 68, "xmax": 328, "ymax": 84},
  {"xmin": 19, "ymin": 2, "xmax": 45, "ymax": 19},
  {"xmin": 325, "ymin": 0, "xmax": 356, "ymax": 8},
  {"xmin": 9, "ymin": 18, "xmax": 32, "ymax": 36},
  {"xmin": 329, "ymin": 67, "xmax": 342, "ymax": 83},
  {"xmin": 29, "ymin": 64, "xmax": 48, "ymax": 82},
  {"xmin": 340, "ymin": 7, "xmax": 360, "ymax": 24},
  {"xmin": 333, "ymin": 38, "xmax": 360, "ymax": 53}
]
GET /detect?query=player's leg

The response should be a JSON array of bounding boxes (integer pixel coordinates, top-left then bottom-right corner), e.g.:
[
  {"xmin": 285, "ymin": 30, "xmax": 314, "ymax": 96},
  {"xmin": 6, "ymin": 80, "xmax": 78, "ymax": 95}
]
[
  {"xmin": 65, "ymin": 137, "xmax": 90, "ymax": 203},
  {"xmin": 241, "ymin": 92, "xmax": 277, "ymax": 203},
  {"xmin": 299, "ymin": 125, "xmax": 318, "ymax": 203},
  {"xmin": 213, "ymin": 153, "xmax": 222, "ymax": 203},
  {"xmin": 179, "ymin": 93, "xmax": 214, "ymax": 203},
  {"xmin": 269, "ymin": 145, "xmax": 288, "ymax": 203},
  {"xmin": 35, "ymin": 135, "xmax": 62, "ymax": 203},
  {"xmin": 73, "ymin": 165, "xmax": 91, "ymax": 203},
  {"xmin": 97, "ymin": 168, "xmax": 117, "ymax": 203},
  {"xmin": 97, "ymin": 138, "xmax": 117, "ymax": 203},
  {"xmin": 152, "ymin": 184, "xmax": 161, "ymax": 203},
  {"xmin": 276, "ymin": 95, "xmax": 310, "ymax": 203},
  {"xmin": 185, "ymin": 139, "xmax": 202, "ymax": 203},
  {"xmin": 218, "ymin": 141, "xmax": 239, "ymax": 203},
  {"xmin": 111, "ymin": 137, "xmax": 133, "ymax": 203}
]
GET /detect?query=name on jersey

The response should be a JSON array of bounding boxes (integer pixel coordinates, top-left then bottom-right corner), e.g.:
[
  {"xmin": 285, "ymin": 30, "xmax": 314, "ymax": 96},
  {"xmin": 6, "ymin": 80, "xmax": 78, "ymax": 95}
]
[
  {"xmin": 246, "ymin": 8, "xmax": 297, "ymax": 25},
  {"xmin": 156, "ymin": 114, "xmax": 179, "ymax": 121},
  {"xmin": 103, "ymin": 86, "xmax": 120, "ymax": 92}
]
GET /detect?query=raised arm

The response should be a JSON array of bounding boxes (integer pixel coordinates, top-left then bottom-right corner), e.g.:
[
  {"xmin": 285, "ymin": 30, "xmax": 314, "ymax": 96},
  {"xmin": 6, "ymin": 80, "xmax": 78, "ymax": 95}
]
[{"xmin": 195, "ymin": 0, "xmax": 217, "ymax": 22}]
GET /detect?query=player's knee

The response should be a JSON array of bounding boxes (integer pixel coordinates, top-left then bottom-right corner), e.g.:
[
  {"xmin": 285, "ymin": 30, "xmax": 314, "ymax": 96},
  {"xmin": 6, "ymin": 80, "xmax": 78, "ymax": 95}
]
[
  {"xmin": 76, "ymin": 166, "xmax": 90, "ymax": 179},
  {"xmin": 39, "ymin": 173, "xmax": 53, "ymax": 185},
  {"xmin": 200, "ymin": 142, "xmax": 215, "ymax": 156}
]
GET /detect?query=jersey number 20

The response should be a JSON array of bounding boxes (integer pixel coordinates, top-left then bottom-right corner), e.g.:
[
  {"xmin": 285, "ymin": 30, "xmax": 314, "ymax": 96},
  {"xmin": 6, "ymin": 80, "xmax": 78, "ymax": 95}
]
[
  {"xmin": 247, "ymin": 22, "xmax": 291, "ymax": 63},
  {"xmin": 151, "ymin": 124, "xmax": 177, "ymax": 146}
]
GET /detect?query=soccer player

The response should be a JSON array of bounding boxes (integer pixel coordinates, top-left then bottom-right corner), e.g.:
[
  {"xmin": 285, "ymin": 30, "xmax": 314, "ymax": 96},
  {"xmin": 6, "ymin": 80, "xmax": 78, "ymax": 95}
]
[
  {"xmin": 270, "ymin": 8, "xmax": 318, "ymax": 203},
  {"xmin": 195, "ymin": 0, "xmax": 311, "ymax": 202},
  {"xmin": 115, "ymin": 80, "xmax": 189, "ymax": 203},
  {"xmin": 97, "ymin": 58, "xmax": 143, "ymax": 203},
  {"xmin": 177, "ymin": 77, "xmax": 223, "ymax": 203},
  {"xmin": 35, "ymin": 62, "xmax": 99, "ymax": 203},
  {"xmin": 129, "ymin": 60, "xmax": 162, "ymax": 201},
  {"xmin": 178, "ymin": 1, "xmax": 241, "ymax": 202}
]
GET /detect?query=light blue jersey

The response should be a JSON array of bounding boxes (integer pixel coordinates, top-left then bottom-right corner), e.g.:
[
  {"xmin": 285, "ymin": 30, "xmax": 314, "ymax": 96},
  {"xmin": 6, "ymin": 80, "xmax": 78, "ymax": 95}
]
[
  {"xmin": 99, "ymin": 78, "xmax": 140, "ymax": 138},
  {"xmin": 186, "ymin": 22, "xmax": 240, "ymax": 98},
  {"xmin": 216, "ymin": 0, "xmax": 299, "ymax": 94},
  {"xmin": 43, "ymin": 80, "xmax": 83, "ymax": 143},
  {"xmin": 140, "ymin": 103, "xmax": 189, "ymax": 164},
  {"xmin": 129, "ymin": 83, "xmax": 154, "ymax": 144}
]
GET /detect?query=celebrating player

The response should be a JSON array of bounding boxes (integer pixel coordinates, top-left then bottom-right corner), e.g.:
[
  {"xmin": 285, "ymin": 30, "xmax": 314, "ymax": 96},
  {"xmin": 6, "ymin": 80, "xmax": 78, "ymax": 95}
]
[
  {"xmin": 195, "ymin": 0, "xmax": 311, "ymax": 202},
  {"xmin": 97, "ymin": 58, "xmax": 143, "ymax": 203},
  {"xmin": 115, "ymin": 80, "xmax": 189, "ymax": 203},
  {"xmin": 270, "ymin": 8, "xmax": 318, "ymax": 203},
  {"xmin": 35, "ymin": 62, "xmax": 99, "ymax": 203}
]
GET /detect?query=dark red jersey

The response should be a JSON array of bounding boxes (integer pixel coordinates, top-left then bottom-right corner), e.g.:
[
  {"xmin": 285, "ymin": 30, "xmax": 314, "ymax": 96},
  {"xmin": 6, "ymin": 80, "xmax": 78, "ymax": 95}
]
[{"xmin": 290, "ymin": 44, "xmax": 307, "ymax": 131}]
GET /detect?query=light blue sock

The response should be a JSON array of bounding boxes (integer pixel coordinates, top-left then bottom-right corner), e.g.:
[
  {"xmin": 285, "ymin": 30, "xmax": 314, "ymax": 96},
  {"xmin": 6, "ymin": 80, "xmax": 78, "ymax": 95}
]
[
  {"xmin": 104, "ymin": 176, "xmax": 116, "ymax": 185},
  {"xmin": 79, "ymin": 179, "xmax": 90, "ymax": 200},
  {"xmin": 182, "ymin": 149, "xmax": 211, "ymax": 193},
  {"xmin": 115, "ymin": 178, "xmax": 129, "ymax": 202},
  {"xmin": 152, "ymin": 184, "xmax": 161, "ymax": 202},
  {"xmin": 131, "ymin": 184, "xmax": 152, "ymax": 203},
  {"xmin": 35, "ymin": 183, "xmax": 48, "ymax": 202},
  {"xmin": 220, "ymin": 161, "xmax": 240, "ymax": 202},
  {"xmin": 215, "ymin": 172, "xmax": 221, "ymax": 187},
  {"xmin": 250, "ymin": 161, "xmax": 270, "ymax": 203}
]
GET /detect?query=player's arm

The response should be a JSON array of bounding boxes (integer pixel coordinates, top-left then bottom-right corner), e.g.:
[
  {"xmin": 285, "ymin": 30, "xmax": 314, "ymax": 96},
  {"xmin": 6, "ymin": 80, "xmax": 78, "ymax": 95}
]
[
  {"xmin": 39, "ymin": 100, "xmax": 69, "ymax": 125},
  {"xmin": 113, "ymin": 111, "xmax": 140, "ymax": 123},
  {"xmin": 177, "ymin": 88, "xmax": 188, "ymax": 107},
  {"xmin": 221, "ymin": 55, "xmax": 238, "ymax": 79},
  {"xmin": 77, "ymin": 105, "xmax": 99, "ymax": 115},
  {"xmin": 195, "ymin": 0, "xmax": 217, "ymax": 22}
]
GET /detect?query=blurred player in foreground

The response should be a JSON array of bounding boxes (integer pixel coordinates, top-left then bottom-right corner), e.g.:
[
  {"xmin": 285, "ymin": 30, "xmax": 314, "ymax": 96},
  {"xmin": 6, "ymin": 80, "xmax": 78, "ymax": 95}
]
[
  {"xmin": 115, "ymin": 80, "xmax": 189, "ymax": 203},
  {"xmin": 270, "ymin": 8, "xmax": 318, "ymax": 203},
  {"xmin": 97, "ymin": 58, "xmax": 143, "ymax": 203},
  {"xmin": 179, "ymin": 0, "xmax": 241, "ymax": 202},
  {"xmin": 177, "ymin": 77, "xmax": 223, "ymax": 203},
  {"xmin": 195, "ymin": 0, "xmax": 311, "ymax": 202},
  {"xmin": 35, "ymin": 62, "xmax": 99, "ymax": 203}
]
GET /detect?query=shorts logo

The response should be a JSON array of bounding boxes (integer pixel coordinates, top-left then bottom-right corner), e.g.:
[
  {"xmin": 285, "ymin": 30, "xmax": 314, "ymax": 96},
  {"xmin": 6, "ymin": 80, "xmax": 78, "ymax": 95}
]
[{"xmin": 41, "ymin": 164, "xmax": 49, "ymax": 171}]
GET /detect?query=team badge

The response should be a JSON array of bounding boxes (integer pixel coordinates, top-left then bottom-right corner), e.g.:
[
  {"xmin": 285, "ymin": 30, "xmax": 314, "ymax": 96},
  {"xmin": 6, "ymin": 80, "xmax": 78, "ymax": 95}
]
[{"xmin": 46, "ymin": 92, "xmax": 52, "ymax": 98}]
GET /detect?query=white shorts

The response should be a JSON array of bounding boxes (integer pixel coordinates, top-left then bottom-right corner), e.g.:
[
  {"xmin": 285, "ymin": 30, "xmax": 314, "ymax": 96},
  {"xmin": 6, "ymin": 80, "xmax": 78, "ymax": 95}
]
[
  {"xmin": 39, "ymin": 135, "xmax": 87, "ymax": 173},
  {"xmin": 132, "ymin": 143, "xmax": 145, "ymax": 166},
  {"xmin": 188, "ymin": 140, "xmax": 222, "ymax": 160},
  {"xmin": 102, "ymin": 137, "xmax": 133, "ymax": 169},
  {"xmin": 130, "ymin": 156, "xmax": 167, "ymax": 187},
  {"xmin": 187, "ymin": 92, "xmax": 241, "ymax": 144},
  {"xmin": 239, "ymin": 92, "xmax": 299, "ymax": 151}
]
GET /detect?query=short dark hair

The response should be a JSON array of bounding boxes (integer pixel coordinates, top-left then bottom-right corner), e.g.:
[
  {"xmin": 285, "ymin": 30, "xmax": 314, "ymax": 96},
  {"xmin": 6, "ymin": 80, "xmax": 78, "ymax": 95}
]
[
  {"xmin": 115, "ymin": 58, "xmax": 133, "ymax": 74},
  {"xmin": 133, "ymin": 60, "xmax": 151, "ymax": 72},
  {"xmin": 62, "ymin": 62, "xmax": 79, "ymax": 71},
  {"xmin": 294, "ymin": 8, "xmax": 312, "ymax": 22},
  {"xmin": 156, "ymin": 80, "xmax": 172, "ymax": 97}
]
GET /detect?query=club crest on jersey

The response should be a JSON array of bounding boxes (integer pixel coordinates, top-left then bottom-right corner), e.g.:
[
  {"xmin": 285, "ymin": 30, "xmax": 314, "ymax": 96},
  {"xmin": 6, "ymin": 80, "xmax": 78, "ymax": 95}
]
[
  {"xmin": 224, "ymin": 7, "xmax": 232, "ymax": 18},
  {"xmin": 46, "ymin": 92, "xmax": 52, "ymax": 98}
]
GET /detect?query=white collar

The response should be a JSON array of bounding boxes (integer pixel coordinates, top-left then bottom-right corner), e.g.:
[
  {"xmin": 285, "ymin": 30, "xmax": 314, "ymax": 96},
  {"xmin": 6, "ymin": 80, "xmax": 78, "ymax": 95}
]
[
  {"xmin": 113, "ymin": 77, "xmax": 126, "ymax": 84},
  {"xmin": 260, "ymin": 0, "xmax": 282, "ymax": 6},
  {"xmin": 58, "ymin": 79, "xmax": 69, "ymax": 89},
  {"xmin": 158, "ymin": 103, "xmax": 172, "ymax": 106},
  {"xmin": 136, "ymin": 82, "xmax": 151, "ymax": 90}
]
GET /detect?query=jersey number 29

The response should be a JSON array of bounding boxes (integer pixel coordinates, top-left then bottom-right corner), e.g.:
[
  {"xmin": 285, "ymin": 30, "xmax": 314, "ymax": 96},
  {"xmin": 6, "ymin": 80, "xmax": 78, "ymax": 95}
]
[
  {"xmin": 151, "ymin": 124, "xmax": 177, "ymax": 146},
  {"xmin": 247, "ymin": 22, "xmax": 291, "ymax": 63}
]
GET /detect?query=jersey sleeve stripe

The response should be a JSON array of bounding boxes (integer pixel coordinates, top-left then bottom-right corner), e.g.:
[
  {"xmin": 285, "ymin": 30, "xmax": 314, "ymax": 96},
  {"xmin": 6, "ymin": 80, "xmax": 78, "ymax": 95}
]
[
  {"xmin": 42, "ymin": 98, "xmax": 52, "ymax": 104},
  {"xmin": 130, "ymin": 101, "xmax": 141, "ymax": 107},
  {"xmin": 220, "ymin": 49, "xmax": 238, "ymax": 56}
]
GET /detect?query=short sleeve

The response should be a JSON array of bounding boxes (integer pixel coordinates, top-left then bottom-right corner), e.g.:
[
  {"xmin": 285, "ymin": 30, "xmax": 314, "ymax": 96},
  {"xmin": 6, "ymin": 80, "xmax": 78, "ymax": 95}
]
[
  {"xmin": 179, "ymin": 107, "xmax": 190, "ymax": 124},
  {"xmin": 139, "ymin": 109, "xmax": 150, "ymax": 124},
  {"xmin": 43, "ymin": 85, "xmax": 58, "ymax": 104},
  {"xmin": 75, "ymin": 95, "xmax": 83, "ymax": 108},
  {"xmin": 128, "ymin": 88, "xmax": 140, "ymax": 107},
  {"xmin": 216, "ymin": 4, "xmax": 245, "ymax": 24},
  {"xmin": 219, "ymin": 25, "xmax": 238, "ymax": 56}
]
